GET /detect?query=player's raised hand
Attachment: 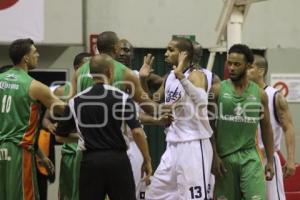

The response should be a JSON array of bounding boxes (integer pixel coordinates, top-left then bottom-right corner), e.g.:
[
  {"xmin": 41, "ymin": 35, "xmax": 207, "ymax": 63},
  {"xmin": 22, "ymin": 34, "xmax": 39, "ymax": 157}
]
[
  {"xmin": 178, "ymin": 51, "xmax": 188, "ymax": 66},
  {"xmin": 173, "ymin": 51, "xmax": 188, "ymax": 80},
  {"xmin": 139, "ymin": 53, "xmax": 155, "ymax": 79}
]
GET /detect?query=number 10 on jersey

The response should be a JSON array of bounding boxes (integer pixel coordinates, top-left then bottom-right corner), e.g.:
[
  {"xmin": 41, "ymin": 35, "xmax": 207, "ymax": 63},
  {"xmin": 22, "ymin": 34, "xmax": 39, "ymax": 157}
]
[{"xmin": 1, "ymin": 95, "xmax": 12, "ymax": 113}]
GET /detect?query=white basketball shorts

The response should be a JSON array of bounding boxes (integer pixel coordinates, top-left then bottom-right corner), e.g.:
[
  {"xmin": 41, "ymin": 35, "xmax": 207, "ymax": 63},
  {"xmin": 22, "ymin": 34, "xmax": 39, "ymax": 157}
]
[{"xmin": 146, "ymin": 139, "xmax": 213, "ymax": 200}]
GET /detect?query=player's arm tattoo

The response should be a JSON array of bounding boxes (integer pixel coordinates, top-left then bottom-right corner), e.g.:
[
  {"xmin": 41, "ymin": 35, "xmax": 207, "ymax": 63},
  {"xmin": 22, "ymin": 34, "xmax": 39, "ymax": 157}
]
[{"xmin": 275, "ymin": 93, "xmax": 295, "ymax": 169}]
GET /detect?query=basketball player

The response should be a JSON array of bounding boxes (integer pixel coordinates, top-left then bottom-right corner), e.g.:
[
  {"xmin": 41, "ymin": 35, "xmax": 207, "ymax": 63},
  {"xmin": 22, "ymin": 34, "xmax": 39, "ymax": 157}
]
[
  {"xmin": 211, "ymin": 44, "xmax": 275, "ymax": 200},
  {"xmin": 117, "ymin": 39, "xmax": 145, "ymax": 190},
  {"xmin": 247, "ymin": 54, "xmax": 296, "ymax": 200},
  {"xmin": 146, "ymin": 37, "xmax": 213, "ymax": 200},
  {"xmin": 0, "ymin": 38, "xmax": 64, "ymax": 200}
]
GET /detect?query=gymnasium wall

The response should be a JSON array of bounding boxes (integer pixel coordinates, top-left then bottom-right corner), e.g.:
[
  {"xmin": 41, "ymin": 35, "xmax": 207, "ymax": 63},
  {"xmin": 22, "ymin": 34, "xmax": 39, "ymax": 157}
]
[
  {"xmin": 43, "ymin": 0, "xmax": 83, "ymax": 44},
  {"xmin": 85, "ymin": 0, "xmax": 300, "ymax": 48}
]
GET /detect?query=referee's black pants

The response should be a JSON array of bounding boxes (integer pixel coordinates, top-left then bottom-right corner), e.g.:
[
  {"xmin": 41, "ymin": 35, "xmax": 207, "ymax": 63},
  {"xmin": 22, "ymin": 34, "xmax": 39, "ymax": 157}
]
[{"xmin": 79, "ymin": 150, "xmax": 136, "ymax": 200}]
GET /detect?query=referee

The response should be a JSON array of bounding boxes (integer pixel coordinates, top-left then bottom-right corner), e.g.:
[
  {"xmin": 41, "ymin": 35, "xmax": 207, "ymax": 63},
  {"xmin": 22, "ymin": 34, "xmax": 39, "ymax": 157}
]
[{"xmin": 55, "ymin": 54, "xmax": 152, "ymax": 200}]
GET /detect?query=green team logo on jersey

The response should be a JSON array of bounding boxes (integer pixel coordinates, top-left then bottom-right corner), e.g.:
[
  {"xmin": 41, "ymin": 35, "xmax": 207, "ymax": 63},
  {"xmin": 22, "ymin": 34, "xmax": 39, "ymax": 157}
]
[
  {"xmin": 234, "ymin": 103, "xmax": 244, "ymax": 116},
  {"xmin": 219, "ymin": 102, "xmax": 260, "ymax": 124},
  {"xmin": 4, "ymin": 73, "xmax": 17, "ymax": 81}
]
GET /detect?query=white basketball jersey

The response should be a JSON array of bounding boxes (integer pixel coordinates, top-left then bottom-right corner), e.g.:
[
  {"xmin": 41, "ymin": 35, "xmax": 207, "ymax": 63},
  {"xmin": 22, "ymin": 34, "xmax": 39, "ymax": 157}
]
[
  {"xmin": 258, "ymin": 86, "xmax": 283, "ymax": 151},
  {"xmin": 164, "ymin": 68, "xmax": 213, "ymax": 142},
  {"xmin": 201, "ymin": 68, "xmax": 213, "ymax": 93}
]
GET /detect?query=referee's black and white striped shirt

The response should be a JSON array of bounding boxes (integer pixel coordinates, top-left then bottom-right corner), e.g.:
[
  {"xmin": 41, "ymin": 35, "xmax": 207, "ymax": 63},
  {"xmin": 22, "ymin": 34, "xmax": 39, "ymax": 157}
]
[{"xmin": 56, "ymin": 83, "xmax": 141, "ymax": 151}]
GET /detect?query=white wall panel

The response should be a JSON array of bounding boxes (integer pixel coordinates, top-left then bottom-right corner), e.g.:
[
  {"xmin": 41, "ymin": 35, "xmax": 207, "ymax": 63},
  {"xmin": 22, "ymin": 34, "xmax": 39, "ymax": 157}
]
[{"xmin": 43, "ymin": 0, "xmax": 82, "ymax": 44}]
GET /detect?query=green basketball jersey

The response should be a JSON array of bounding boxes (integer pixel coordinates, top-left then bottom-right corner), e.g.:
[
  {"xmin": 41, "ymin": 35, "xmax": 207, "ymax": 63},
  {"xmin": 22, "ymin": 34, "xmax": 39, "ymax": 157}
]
[
  {"xmin": 112, "ymin": 60, "xmax": 126, "ymax": 91},
  {"xmin": 77, "ymin": 62, "xmax": 93, "ymax": 92},
  {"xmin": 61, "ymin": 84, "xmax": 78, "ymax": 154},
  {"xmin": 77, "ymin": 59, "xmax": 126, "ymax": 92},
  {"xmin": 0, "ymin": 68, "xmax": 39, "ymax": 148},
  {"xmin": 216, "ymin": 80, "xmax": 261, "ymax": 157}
]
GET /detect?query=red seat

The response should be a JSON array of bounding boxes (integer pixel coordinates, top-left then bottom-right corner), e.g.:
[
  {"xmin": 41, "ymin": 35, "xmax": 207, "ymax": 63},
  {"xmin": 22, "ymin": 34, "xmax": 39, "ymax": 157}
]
[
  {"xmin": 285, "ymin": 191, "xmax": 300, "ymax": 200},
  {"xmin": 277, "ymin": 150, "xmax": 300, "ymax": 200},
  {"xmin": 284, "ymin": 164, "xmax": 300, "ymax": 192}
]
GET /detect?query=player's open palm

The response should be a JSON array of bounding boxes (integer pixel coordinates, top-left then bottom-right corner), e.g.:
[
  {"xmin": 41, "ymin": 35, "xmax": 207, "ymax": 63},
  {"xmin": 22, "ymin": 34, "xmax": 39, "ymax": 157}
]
[
  {"xmin": 178, "ymin": 51, "xmax": 188, "ymax": 66},
  {"xmin": 173, "ymin": 51, "xmax": 188, "ymax": 79},
  {"xmin": 139, "ymin": 53, "xmax": 154, "ymax": 78}
]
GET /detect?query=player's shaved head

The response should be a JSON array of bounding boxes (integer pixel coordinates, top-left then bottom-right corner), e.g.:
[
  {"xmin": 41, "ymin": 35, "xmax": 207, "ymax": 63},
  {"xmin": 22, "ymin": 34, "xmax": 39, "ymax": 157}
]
[
  {"xmin": 97, "ymin": 31, "xmax": 119, "ymax": 54},
  {"xmin": 90, "ymin": 54, "xmax": 114, "ymax": 83},
  {"xmin": 119, "ymin": 39, "xmax": 133, "ymax": 50}
]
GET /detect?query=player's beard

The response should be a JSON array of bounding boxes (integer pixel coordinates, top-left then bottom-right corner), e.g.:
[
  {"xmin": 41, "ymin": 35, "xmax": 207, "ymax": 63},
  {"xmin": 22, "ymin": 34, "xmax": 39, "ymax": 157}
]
[{"xmin": 230, "ymin": 69, "xmax": 247, "ymax": 82}]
